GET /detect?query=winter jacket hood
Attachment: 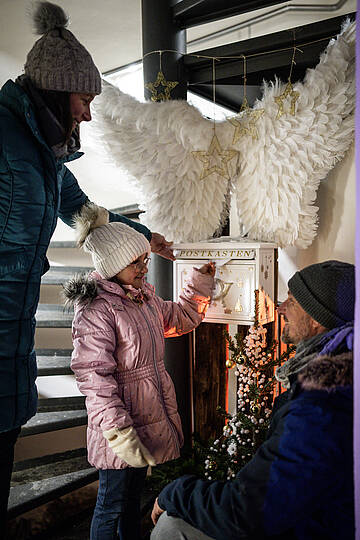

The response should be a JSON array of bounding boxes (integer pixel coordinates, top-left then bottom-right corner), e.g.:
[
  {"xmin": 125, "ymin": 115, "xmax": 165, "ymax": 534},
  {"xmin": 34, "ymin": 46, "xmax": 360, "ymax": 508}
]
[
  {"xmin": 63, "ymin": 271, "xmax": 155, "ymax": 308},
  {"xmin": 298, "ymin": 351, "xmax": 352, "ymax": 391}
]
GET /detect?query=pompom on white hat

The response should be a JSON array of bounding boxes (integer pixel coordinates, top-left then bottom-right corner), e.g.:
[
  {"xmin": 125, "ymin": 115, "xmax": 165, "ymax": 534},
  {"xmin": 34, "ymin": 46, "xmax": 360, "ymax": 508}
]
[{"xmin": 74, "ymin": 203, "xmax": 151, "ymax": 279}]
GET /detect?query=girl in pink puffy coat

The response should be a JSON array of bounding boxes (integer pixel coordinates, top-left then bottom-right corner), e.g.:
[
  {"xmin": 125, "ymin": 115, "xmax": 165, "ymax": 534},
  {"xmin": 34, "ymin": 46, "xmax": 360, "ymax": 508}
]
[{"xmin": 63, "ymin": 203, "xmax": 215, "ymax": 540}]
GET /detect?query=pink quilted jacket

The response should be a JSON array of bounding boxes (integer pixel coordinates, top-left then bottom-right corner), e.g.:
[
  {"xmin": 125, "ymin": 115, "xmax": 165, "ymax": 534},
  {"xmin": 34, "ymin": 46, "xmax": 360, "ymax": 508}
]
[{"xmin": 66, "ymin": 268, "xmax": 213, "ymax": 470}]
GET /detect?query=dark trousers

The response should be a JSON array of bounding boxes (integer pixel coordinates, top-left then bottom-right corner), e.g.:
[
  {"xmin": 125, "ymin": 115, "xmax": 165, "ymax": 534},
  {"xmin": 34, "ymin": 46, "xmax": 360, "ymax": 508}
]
[
  {"xmin": 0, "ymin": 427, "xmax": 21, "ymax": 539},
  {"xmin": 90, "ymin": 466, "xmax": 148, "ymax": 540}
]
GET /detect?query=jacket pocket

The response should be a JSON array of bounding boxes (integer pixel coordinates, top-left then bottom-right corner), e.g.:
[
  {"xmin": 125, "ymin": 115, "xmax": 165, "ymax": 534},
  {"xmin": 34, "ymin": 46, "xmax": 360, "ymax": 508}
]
[
  {"xmin": 0, "ymin": 245, "xmax": 40, "ymax": 324},
  {"xmin": 0, "ymin": 246, "xmax": 29, "ymax": 278},
  {"xmin": 0, "ymin": 247, "xmax": 34, "ymax": 323},
  {"xmin": 122, "ymin": 384, "xmax": 132, "ymax": 418}
]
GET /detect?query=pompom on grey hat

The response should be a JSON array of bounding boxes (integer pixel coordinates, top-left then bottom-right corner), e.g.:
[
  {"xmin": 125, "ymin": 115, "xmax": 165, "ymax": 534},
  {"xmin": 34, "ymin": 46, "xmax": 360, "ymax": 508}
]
[
  {"xmin": 288, "ymin": 260, "xmax": 355, "ymax": 330},
  {"xmin": 74, "ymin": 203, "xmax": 151, "ymax": 279},
  {"xmin": 24, "ymin": 1, "xmax": 101, "ymax": 95}
]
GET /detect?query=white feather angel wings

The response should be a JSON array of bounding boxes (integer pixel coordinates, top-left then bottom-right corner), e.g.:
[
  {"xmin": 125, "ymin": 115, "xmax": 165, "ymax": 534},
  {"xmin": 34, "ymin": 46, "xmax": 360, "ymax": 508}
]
[{"xmin": 92, "ymin": 19, "xmax": 355, "ymax": 248}]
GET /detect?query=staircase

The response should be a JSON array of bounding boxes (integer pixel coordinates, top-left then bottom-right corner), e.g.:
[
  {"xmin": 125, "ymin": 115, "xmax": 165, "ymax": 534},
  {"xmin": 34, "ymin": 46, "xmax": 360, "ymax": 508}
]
[{"xmin": 8, "ymin": 245, "xmax": 97, "ymax": 528}]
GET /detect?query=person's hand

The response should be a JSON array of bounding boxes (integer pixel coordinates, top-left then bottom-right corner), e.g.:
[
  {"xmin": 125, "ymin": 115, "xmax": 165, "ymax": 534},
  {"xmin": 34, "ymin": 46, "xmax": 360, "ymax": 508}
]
[
  {"xmin": 150, "ymin": 233, "xmax": 175, "ymax": 261},
  {"xmin": 151, "ymin": 497, "xmax": 165, "ymax": 525},
  {"xmin": 103, "ymin": 426, "xmax": 156, "ymax": 467},
  {"xmin": 198, "ymin": 261, "xmax": 216, "ymax": 276}
]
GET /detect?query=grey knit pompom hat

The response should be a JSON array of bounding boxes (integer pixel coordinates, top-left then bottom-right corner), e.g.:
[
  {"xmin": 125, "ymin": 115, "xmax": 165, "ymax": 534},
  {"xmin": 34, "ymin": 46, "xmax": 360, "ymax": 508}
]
[
  {"xmin": 288, "ymin": 260, "xmax": 355, "ymax": 329},
  {"xmin": 24, "ymin": 1, "xmax": 101, "ymax": 95},
  {"xmin": 74, "ymin": 203, "xmax": 151, "ymax": 279}
]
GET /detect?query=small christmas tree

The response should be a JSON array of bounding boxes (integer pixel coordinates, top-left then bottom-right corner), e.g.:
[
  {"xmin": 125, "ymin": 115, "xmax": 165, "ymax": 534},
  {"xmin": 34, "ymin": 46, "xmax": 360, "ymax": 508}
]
[
  {"xmin": 204, "ymin": 295, "xmax": 295, "ymax": 481},
  {"xmin": 146, "ymin": 292, "xmax": 295, "ymax": 492}
]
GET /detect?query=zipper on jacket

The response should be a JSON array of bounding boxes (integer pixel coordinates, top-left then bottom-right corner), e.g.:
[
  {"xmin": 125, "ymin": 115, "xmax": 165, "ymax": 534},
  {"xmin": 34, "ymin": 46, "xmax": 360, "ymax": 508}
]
[{"xmin": 138, "ymin": 304, "xmax": 181, "ymax": 453}]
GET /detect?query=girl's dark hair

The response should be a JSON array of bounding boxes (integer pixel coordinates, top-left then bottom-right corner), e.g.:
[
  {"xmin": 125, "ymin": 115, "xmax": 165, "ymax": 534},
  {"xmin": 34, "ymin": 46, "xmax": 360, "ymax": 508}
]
[{"xmin": 36, "ymin": 88, "xmax": 73, "ymax": 143}]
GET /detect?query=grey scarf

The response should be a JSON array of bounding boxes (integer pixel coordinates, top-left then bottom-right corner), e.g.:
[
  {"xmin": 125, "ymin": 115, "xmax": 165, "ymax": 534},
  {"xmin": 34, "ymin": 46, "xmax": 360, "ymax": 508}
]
[
  {"xmin": 275, "ymin": 322, "xmax": 354, "ymax": 389},
  {"xmin": 275, "ymin": 333, "xmax": 327, "ymax": 389}
]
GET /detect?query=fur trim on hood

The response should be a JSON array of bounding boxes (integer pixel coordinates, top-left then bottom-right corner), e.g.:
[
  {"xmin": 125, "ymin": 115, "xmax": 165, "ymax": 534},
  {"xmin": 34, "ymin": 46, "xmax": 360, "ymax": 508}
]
[
  {"xmin": 62, "ymin": 273, "xmax": 98, "ymax": 308},
  {"xmin": 298, "ymin": 352, "xmax": 353, "ymax": 391}
]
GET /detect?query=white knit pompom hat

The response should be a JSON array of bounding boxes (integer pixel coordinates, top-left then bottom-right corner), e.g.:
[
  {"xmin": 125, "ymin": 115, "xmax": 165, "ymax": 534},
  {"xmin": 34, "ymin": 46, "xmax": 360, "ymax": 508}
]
[{"xmin": 74, "ymin": 203, "xmax": 150, "ymax": 279}]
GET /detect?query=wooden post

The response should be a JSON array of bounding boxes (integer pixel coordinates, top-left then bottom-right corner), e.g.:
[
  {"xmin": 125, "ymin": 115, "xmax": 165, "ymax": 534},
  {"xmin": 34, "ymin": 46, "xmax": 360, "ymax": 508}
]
[{"xmin": 193, "ymin": 323, "xmax": 227, "ymax": 442}]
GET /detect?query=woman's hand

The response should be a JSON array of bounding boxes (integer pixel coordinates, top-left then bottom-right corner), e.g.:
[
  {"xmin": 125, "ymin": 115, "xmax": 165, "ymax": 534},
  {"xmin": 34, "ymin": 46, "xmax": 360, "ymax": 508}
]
[
  {"xmin": 150, "ymin": 232, "xmax": 175, "ymax": 261},
  {"xmin": 198, "ymin": 261, "xmax": 216, "ymax": 276}
]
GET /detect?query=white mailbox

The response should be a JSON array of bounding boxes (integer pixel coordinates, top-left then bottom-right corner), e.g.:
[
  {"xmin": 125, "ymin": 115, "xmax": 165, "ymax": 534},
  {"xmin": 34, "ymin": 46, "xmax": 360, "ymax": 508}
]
[{"xmin": 173, "ymin": 238, "xmax": 277, "ymax": 325}]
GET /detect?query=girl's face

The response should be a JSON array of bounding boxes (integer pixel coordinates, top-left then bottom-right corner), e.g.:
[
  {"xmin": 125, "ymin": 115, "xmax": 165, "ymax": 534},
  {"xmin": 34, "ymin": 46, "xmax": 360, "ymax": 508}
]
[
  {"xmin": 115, "ymin": 253, "xmax": 150, "ymax": 288},
  {"xmin": 69, "ymin": 93, "xmax": 95, "ymax": 131}
]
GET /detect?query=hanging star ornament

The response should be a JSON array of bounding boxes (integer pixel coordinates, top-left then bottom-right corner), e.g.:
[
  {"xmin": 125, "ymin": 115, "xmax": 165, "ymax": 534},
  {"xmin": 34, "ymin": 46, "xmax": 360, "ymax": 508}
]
[
  {"xmin": 228, "ymin": 97, "xmax": 265, "ymax": 143},
  {"xmin": 145, "ymin": 71, "xmax": 179, "ymax": 102},
  {"xmin": 274, "ymin": 80, "xmax": 300, "ymax": 119},
  {"xmin": 192, "ymin": 133, "xmax": 238, "ymax": 180}
]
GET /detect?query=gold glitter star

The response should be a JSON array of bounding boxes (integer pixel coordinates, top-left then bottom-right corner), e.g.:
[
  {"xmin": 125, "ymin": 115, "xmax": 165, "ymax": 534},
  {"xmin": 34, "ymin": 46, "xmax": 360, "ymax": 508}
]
[
  {"xmin": 192, "ymin": 134, "xmax": 238, "ymax": 180},
  {"xmin": 274, "ymin": 80, "xmax": 300, "ymax": 119},
  {"xmin": 228, "ymin": 97, "xmax": 265, "ymax": 143},
  {"xmin": 145, "ymin": 71, "xmax": 179, "ymax": 102}
]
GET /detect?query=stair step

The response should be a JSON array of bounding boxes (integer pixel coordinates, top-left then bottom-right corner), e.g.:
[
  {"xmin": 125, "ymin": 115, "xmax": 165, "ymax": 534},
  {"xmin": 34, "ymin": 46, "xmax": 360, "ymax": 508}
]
[
  {"xmin": 36, "ymin": 304, "xmax": 73, "ymax": 327},
  {"xmin": 110, "ymin": 204, "xmax": 142, "ymax": 219},
  {"xmin": 36, "ymin": 349, "xmax": 72, "ymax": 376},
  {"xmin": 49, "ymin": 241, "xmax": 77, "ymax": 248},
  {"xmin": 37, "ymin": 396, "xmax": 86, "ymax": 412},
  {"xmin": 42, "ymin": 266, "xmax": 92, "ymax": 285},
  {"xmin": 20, "ymin": 409, "xmax": 87, "ymax": 437},
  {"xmin": 8, "ymin": 448, "xmax": 97, "ymax": 519},
  {"xmin": 20, "ymin": 397, "xmax": 86, "ymax": 437}
]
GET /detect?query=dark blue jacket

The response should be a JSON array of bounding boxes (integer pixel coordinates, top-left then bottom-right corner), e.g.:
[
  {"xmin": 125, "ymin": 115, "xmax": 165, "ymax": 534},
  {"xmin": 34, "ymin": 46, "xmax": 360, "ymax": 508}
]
[
  {"xmin": 0, "ymin": 80, "xmax": 151, "ymax": 433},
  {"xmin": 158, "ymin": 353, "xmax": 354, "ymax": 539}
]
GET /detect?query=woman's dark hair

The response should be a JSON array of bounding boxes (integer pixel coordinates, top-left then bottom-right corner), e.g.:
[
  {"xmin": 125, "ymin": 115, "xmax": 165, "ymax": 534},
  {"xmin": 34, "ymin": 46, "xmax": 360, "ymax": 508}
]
[{"xmin": 36, "ymin": 88, "xmax": 73, "ymax": 143}]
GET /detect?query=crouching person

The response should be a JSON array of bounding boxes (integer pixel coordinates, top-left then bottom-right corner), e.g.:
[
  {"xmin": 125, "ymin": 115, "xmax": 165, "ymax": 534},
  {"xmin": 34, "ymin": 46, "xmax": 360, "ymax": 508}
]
[
  {"xmin": 151, "ymin": 260, "xmax": 355, "ymax": 540},
  {"xmin": 63, "ymin": 203, "xmax": 215, "ymax": 540}
]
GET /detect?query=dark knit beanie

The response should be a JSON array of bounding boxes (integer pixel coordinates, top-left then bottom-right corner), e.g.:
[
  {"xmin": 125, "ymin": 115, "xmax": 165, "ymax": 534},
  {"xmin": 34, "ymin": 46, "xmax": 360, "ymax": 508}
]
[
  {"xmin": 24, "ymin": 2, "xmax": 101, "ymax": 95},
  {"xmin": 288, "ymin": 260, "xmax": 355, "ymax": 329}
]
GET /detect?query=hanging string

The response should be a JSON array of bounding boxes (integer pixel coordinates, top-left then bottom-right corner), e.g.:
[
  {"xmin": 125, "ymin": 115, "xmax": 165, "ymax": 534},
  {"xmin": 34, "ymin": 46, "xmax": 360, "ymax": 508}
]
[
  {"xmin": 289, "ymin": 47, "xmax": 296, "ymax": 81},
  {"xmin": 159, "ymin": 50, "xmax": 162, "ymax": 72},
  {"xmin": 191, "ymin": 57, "xmax": 238, "ymax": 181},
  {"xmin": 287, "ymin": 29, "xmax": 303, "ymax": 83},
  {"xmin": 242, "ymin": 54, "xmax": 247, "ymax": 108},
  {"xmin": 228, "ymin": 52, "xmax": 264, "ymax": 142},
  {"xmin": 273, "ymin": 30, "xmax": 301, "ymax": 119},
  {"xmin": 212, "ymin": 58, "xmax": 216, "ymax": 132}
]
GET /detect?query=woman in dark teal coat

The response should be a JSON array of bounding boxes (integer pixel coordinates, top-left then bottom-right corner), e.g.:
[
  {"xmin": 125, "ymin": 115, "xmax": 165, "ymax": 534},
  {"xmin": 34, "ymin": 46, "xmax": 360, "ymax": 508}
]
[{"xmin": 0, "ymin": 2, "xmax": 172, "ymax": 531}]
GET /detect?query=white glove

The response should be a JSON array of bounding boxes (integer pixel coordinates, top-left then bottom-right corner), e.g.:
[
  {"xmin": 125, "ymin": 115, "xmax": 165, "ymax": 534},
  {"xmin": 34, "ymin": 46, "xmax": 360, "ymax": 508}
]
[{"xmin": 103, "ymin": 426, "xmax": 156, "ymax": 468}]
